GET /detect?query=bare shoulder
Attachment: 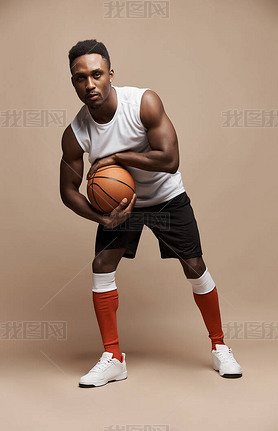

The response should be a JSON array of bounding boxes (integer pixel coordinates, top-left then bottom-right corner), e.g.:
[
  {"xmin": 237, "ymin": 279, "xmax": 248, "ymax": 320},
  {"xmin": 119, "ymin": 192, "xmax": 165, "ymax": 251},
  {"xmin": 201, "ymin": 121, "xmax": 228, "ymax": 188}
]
[
  {"xmin": 140, "ymin": 89, "xmax": 165, "ymax": 128},
  {"xmin": 61, "ymin": 124, "xmax": 84, "ymax": 161}
]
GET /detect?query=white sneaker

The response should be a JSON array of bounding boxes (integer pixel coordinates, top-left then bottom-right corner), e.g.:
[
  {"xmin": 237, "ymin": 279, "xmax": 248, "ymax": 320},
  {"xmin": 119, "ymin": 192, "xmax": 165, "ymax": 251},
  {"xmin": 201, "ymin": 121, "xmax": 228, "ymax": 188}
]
[
  {"xmin": 211, "ymin": 344, "xmax": 242, "ymax": 378},
  {"xmin": 79, "ymin": 352, "xmax": 127, "ymax": 388}
]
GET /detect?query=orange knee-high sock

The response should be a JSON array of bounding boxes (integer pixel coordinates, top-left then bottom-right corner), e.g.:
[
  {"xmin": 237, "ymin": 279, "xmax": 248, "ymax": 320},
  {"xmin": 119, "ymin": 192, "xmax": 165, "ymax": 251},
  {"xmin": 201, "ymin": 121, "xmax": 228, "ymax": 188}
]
[
  {"xmin": 193, "ymin": 286, "xmax": 225, "ymax": 351},
  {"xmin": 92, "ymin": 289, "xmax": 122, "ymax": 362}
]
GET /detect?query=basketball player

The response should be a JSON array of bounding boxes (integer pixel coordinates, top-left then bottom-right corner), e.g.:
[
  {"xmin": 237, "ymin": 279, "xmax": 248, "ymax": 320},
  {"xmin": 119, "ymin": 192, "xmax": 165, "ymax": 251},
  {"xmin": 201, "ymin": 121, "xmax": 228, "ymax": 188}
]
[{"xmin": 60, "ymin": 39, "xmax": 242, "ymax": 388}]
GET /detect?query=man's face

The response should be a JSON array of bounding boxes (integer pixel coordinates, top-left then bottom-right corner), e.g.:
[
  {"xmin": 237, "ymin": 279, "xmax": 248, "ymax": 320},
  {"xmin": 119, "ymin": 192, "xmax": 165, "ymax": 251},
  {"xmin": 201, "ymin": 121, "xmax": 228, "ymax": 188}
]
[{"xmin": 71, "ymin": 54, "xmax": 113, "ymax": 109}]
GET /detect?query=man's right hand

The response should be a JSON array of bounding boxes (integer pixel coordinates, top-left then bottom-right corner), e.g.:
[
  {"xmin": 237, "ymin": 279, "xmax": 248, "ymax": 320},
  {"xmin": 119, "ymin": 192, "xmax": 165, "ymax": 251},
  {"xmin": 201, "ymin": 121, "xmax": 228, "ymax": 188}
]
[{"xmin": 101, "ymin": 193, "xmax": 137, "ymax": 229}]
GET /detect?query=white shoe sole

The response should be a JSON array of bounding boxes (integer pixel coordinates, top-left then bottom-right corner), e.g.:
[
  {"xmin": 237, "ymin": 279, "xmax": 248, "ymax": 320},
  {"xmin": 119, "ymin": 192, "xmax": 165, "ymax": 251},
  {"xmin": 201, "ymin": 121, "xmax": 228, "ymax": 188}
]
[{"xmin": 79, "ymin": 370, "xmax": 127, "ymax": 388}]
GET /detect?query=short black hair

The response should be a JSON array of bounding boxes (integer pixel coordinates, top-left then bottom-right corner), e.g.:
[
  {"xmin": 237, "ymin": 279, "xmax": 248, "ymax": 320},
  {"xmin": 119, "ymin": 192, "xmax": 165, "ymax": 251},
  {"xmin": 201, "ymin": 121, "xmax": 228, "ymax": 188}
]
[{"xmin": 68, "ymin": 39, "xmax": 111, "ymax": 72}]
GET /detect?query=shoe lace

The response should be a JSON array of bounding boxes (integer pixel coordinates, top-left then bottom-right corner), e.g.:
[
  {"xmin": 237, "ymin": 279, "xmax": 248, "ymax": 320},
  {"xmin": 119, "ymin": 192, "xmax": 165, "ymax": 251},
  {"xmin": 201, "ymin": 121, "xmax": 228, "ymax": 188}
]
[
  {"xmin": 89, "ymin": 357, "xmax": 113, "ymax": 373},
  {"xmin": 217, "ymin": 348, "xmax": 238, "ymax": 364}
]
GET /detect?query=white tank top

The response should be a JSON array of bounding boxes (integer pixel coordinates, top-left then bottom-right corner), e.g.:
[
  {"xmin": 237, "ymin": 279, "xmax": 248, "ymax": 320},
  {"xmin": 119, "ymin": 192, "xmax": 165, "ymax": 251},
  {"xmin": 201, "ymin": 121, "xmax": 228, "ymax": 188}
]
[{"xmin": 70, "ymin": 85, "xmax": 185, "ymax": 207}]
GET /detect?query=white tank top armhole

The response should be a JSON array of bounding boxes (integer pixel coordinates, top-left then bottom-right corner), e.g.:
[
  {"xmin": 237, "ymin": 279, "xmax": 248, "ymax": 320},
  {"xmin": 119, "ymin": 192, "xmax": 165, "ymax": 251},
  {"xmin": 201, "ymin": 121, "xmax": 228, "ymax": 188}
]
[
  {"xmin": 70, "ymin": 123, "xmax": 87, "ymax": 152},
  {"xmin": 136, "ymin": 88, "xmax": 150, "ymax": 130},
  {"xmin": 70, "ymin": 106, "xmax": 90, "ymax": 152}
]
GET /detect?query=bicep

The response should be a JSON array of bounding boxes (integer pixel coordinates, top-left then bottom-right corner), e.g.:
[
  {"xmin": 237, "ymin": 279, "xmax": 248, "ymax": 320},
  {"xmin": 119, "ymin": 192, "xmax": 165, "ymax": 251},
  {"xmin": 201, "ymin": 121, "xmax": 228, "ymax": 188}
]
[
  {"xmin": 146, "ymin": 112, "xmax": 178, "ymax": 153},
  {"xmin": 60, "ymin": 125, "xmax": 84, "ymax": 196}
]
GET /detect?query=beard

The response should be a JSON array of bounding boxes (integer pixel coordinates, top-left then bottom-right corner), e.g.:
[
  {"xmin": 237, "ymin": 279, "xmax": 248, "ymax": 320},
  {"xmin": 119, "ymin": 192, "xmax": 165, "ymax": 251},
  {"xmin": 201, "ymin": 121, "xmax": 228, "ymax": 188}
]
[
  {"xmin": 90, "ymin": 103, "xmax": 103, "ymax": 110},
  {"xmin": 86, "ymin": 98, "xmax": 104, "ymax": 110}
]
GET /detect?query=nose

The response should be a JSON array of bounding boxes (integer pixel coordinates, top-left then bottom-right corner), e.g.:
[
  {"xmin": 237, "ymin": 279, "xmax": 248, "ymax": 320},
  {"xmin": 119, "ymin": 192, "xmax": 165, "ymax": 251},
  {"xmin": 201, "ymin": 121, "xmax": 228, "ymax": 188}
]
[{"xmin": 86, "ymin": 76, "xmax": 95, "ymax": 90}]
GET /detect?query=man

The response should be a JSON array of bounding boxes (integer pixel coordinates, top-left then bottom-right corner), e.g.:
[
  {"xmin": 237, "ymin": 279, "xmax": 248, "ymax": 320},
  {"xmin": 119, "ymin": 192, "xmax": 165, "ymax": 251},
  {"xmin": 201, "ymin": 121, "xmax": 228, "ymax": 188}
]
[{"xmin": 60, "ymin": 39, "xmax": 242, "ymax": 388}]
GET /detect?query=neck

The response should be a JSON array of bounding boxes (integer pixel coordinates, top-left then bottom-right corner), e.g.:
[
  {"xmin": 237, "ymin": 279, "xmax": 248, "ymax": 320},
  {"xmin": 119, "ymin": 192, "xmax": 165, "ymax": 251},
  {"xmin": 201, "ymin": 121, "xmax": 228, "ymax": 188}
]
[{"xmin": 87, "ymin": 87, "xmax": 117, "ymax": 124}]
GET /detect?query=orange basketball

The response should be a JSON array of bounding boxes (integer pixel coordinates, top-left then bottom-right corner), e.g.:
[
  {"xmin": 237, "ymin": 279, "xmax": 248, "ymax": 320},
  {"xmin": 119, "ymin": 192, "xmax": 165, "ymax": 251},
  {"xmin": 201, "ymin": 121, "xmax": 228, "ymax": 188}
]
[{"xmin": 87, "ymin": 164, "xmax": 136, "ymax": 213}]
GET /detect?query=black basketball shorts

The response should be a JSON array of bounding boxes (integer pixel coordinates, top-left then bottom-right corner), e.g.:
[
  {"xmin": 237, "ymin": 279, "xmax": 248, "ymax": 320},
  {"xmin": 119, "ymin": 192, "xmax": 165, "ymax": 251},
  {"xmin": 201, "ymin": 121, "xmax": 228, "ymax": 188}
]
[{"xmin": 94, "ymin": 191, "xmax": 203, "ymax": 260}]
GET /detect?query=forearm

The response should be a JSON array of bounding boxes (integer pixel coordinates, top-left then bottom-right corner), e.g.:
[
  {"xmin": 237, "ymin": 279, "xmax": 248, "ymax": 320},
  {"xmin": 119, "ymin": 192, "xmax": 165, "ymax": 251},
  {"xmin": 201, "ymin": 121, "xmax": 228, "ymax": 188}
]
[
  {"xmin": 61, "ymin": 190, "xmax": 104, "ymax": 224},
  {"xmin": 114, "ymin": 150, "xmax": 176, "ymax": 173}
]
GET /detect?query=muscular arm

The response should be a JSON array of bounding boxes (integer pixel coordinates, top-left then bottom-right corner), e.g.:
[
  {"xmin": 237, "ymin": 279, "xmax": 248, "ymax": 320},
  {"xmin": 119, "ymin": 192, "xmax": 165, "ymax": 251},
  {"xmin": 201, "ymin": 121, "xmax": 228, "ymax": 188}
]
[
  {"xmin": 60, "ymin": 125, "xmax": 104, "ymax": 223},
  {"xmin": 86, "ymin": 90, "xmax": 180, "ymax": 178},
  {"xmin": 60, "ymin": 125, "xmax": 136, "ymax": 228}
]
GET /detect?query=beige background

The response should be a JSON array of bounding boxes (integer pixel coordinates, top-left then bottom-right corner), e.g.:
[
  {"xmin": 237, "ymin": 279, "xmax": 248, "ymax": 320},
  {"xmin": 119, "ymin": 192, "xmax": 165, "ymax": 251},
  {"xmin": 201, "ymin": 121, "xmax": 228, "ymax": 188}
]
[{"xmin": 1, "ymin": 0, "xmax": 278, "ymax": 430}]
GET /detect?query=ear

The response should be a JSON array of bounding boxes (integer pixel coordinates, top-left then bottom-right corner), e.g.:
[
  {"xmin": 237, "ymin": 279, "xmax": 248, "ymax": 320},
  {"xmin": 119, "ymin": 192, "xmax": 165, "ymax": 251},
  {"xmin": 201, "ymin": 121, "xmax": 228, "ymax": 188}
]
[
  {"xmin": 71, "ymin": 76, "xmax": 75, "ymax": 87},
  {"xmin": 109, "ymin": 69, "xmax": 114, "ymax": 81}
]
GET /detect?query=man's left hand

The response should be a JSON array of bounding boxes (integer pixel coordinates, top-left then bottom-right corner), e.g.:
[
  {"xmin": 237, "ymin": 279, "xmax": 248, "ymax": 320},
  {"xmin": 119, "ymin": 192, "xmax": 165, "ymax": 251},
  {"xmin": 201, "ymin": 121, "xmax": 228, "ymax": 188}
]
[{"xmin": 86, "ymin": 155, "xmax": 117, "ymax": 180}]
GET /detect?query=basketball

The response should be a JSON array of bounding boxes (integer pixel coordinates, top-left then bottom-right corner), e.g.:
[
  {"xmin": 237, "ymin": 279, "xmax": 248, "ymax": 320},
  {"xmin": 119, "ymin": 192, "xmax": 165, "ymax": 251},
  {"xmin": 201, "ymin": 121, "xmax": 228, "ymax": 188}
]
[{"xmin": 87, "ymin": 164, "xmax": 136, "ymax": 213}]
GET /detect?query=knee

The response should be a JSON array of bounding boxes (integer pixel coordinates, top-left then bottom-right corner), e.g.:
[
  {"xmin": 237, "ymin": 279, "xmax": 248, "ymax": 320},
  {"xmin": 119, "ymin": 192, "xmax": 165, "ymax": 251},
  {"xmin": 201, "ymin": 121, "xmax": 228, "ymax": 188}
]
[
  {"xmin": 180, "ymin": 257, "xmax": 216, "ymax": 294},
  {"xmin": 92, "ymin": 254, "xmax": 116, "ymax": 273},
  {"xmin": 92, "ymin": 254, "xmax": 118, "ymax": 293},
  {"xmin": 180, "ymin": 256, "xmax": 206, "ymax": 279}
]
